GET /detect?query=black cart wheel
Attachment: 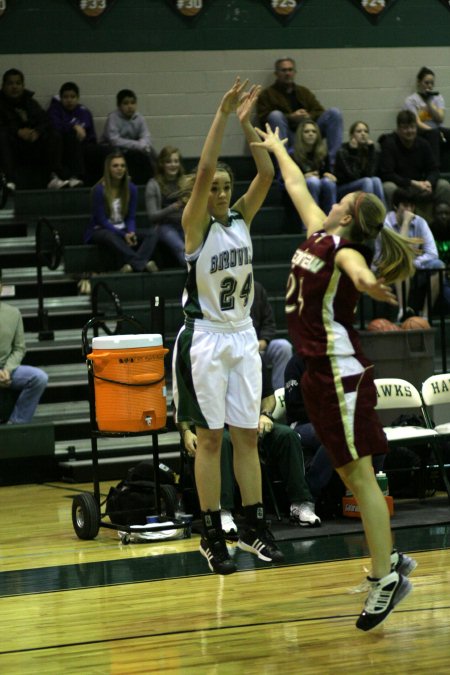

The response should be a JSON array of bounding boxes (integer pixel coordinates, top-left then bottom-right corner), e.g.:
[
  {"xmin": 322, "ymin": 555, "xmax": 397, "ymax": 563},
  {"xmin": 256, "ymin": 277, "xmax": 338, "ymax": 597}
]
[
  {"xmin": 72, "ymin": 492, "xmax": 100, "ymax": 540},
  {"xmin": 160, "ymin": 484, "xmax": 178, "ymax": 517}
]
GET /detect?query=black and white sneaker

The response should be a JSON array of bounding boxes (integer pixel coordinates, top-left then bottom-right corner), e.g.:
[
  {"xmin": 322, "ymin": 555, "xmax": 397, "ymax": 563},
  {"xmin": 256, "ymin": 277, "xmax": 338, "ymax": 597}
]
[
  {"xmin": 391, "ymin": 550, "xmax": 417, "ymax": 577},
  {"xmin": 238, "ymin": 527, "xmax": 284, "ymax": 563},
  {"xmin": 200, "ymin": 534, "xmax": 237, "ymax": 575},
  {"xmin": 356, "ymin": 571, "xmax": 412, "ymax": 631}
]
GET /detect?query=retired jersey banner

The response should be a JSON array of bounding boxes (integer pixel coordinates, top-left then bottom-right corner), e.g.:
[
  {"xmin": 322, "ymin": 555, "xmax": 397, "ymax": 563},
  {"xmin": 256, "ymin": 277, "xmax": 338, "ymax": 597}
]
[
  {"xmin": 350, "ymin": 0, "xmax": 399, "ymax": 23},
  {"xmin": 170, "ymin": 0, "xmax": 207, "ymax": 19},
  {"xmin": 267, "ymin": 0, "xmax": 305, "ymax": 24},
  {"xmin": 0, "ymin": 0, "xmax": 8, "ymax": 19},
  {"xmin": 71, "ymin": 0, "xmax": 117, "ymax": 22}
]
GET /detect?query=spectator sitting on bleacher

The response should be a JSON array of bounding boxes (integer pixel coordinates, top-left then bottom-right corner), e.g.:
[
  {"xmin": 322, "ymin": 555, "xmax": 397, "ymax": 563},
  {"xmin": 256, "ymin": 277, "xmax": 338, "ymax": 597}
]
[
  {"xmin": 374, "ymin": 187, "xmax": 445, "ymax": 321},
  {"xmin": 84, "ymin": 151, "xmax": 158, "ymax": 273},
  {"xmin": 47, "ymin": 81, "xmax": 104, "ymax": 188},
  {"xmin": 177, "ymin": 358, "xmax": 321, "ymax": 534},
  {"xmin": 0, "ymin": 68, "xmax": 66, "ymax": 190},
  {"xmin": 144, "ymin": 146, "xmax": 188, "ymax": 268},
  {"xmin": 379, "ymin": 109, "xmax": 450, "ymax": 210},
  {"xmin": 256, "ymin": 57, "xmax": 343, "ymax": 171},
  {"xmin": 403, "ymin": 67, "xmax": 450, "ymax": 170},
  {"xmin": 293, "ymin": 118, "xmax": 337, "ymax": 216},
  {"xmin": 0, "ymin": 269, "xmax": 48, "ymax": 424},
  {"xmin": 334, "ymin": 121, "xmax": 385, "ymax": 204},
  {"xmin": 101, "ymin": 88, "xmax": 156, "ymax": 185}
]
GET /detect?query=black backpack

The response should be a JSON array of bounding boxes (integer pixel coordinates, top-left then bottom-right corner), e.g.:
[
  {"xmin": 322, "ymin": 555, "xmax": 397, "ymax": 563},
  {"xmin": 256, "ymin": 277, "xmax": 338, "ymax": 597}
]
[{"xmin": 105, "ymin": 461, "xmax": 178, "ymax": 526}]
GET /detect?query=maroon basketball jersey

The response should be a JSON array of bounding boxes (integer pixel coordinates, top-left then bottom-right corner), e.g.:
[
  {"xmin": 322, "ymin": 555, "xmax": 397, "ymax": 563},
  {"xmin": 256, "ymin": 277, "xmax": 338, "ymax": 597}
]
[{"xmin": 286, "ymin": 231, "xmax": 370, "ymax": 357}]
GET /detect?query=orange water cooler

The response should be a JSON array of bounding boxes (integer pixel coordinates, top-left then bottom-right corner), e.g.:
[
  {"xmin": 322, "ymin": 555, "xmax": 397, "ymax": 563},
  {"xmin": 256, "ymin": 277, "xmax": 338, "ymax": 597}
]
[{"xmin": 87, "ymin": 334, "xmax": 169, "ymax": 432}]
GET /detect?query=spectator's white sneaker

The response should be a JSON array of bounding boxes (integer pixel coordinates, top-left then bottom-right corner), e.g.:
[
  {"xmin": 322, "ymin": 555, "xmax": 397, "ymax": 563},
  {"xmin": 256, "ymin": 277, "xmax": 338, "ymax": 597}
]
[
  {"xmin": 290, "ymin": 502, "xmax": 321, "ymax": 527},
  {"xmin": 220, "ymin": 509, "xmax": 237, "ymax": 536},
  {"xmin": 68, "ymin": 177, "xmax": 84, "ymax": 188},
  {"xmin": 47, "ymin": 174, "xmax": 69, "ymax": 189}
]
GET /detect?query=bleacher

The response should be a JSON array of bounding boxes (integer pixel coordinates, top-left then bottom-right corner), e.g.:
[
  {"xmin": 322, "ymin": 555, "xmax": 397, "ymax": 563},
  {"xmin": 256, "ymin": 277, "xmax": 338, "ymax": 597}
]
[
  {"xmin": 1, "ymin": 157, "xmax": 448, "ymax": 486},
  {"xmin": 0, "ymin": 157, "xmax": 304, "ymax": 484}
]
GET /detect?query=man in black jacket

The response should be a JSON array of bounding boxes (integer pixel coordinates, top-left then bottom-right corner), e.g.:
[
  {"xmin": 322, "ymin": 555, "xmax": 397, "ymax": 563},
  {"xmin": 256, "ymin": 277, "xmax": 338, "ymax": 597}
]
[
  {"xmin": 379, "ymin": 109, "xmax": 450, "ymax": 209},
  {"xmin": 0, "ymin": 68, "xmax": 66, "ymax": 189}
]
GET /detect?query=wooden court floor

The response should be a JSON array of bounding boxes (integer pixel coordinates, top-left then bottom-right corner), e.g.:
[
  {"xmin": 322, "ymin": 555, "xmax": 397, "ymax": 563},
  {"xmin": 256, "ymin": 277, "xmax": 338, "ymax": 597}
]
[{"xmin": 0, "ymin": 482, "xmax": 449, "ymax": 674}]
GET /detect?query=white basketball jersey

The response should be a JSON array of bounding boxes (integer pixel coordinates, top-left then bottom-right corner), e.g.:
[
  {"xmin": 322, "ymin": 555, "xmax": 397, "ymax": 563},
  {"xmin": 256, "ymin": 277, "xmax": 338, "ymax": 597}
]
[{"xmin": 182, "ymin": 210, "xmax": 254, "ymax": 327}]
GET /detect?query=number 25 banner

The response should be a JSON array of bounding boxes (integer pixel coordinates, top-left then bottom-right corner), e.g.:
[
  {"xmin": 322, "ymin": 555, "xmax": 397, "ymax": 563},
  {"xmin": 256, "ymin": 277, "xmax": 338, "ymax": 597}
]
[
  {"xmin": 70, "ymin": 0, "xmax": 117, "ymax": 22},
  {"xmin": 268, "ymin": 1, "xmax": 305, "ymax": 24},
  {"xmin": 350, "ymin": 0, "xmax": 400, "ymax": 23}
]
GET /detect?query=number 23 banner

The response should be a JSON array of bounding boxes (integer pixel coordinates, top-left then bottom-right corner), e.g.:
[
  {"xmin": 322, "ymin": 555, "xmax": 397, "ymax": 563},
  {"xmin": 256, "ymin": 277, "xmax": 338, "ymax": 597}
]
[{"xmin": 349, "ymin": 0, "xmax": 400, "ymax": 23}]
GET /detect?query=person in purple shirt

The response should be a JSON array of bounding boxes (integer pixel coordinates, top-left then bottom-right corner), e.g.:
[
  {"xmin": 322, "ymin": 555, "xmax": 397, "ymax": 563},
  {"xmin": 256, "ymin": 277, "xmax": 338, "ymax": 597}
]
[
  {"xmin": 48, "ymin": 82, "xmax": 104, "ymax": 187},
  {"xmin": 85, "ymin": 151, "xmax": 157, "ymax": 273}
]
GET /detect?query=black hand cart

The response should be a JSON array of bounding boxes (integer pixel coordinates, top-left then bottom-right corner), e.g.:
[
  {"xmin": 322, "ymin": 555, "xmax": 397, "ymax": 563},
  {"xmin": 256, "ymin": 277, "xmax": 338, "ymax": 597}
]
[{"xmin": 71, "ymin": 314, "xmax": 191, "ymax": 543}]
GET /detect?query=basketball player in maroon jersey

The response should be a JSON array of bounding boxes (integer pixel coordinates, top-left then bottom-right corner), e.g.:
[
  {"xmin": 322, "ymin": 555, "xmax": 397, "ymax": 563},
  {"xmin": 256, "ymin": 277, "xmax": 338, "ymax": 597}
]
[{"xmin": 253, "ymin": 124, "xmax": 421, "ymax": 631}]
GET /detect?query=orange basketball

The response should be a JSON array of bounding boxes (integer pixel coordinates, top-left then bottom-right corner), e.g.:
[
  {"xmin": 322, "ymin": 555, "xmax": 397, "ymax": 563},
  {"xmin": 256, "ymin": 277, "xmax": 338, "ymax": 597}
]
[
  {"xmin": 401, "ymin": 316, "xmax": 431, "ymax": 330},
  {"xmin": 367, "ymin": 318, "xmax": 400, "ymax": 332}
]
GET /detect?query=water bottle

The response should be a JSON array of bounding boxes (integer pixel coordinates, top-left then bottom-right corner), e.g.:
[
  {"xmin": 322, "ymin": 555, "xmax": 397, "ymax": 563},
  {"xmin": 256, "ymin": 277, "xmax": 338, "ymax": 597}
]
[{"xmin": 376, "ymin": 471, "xmax": 389, "ymax": 496}]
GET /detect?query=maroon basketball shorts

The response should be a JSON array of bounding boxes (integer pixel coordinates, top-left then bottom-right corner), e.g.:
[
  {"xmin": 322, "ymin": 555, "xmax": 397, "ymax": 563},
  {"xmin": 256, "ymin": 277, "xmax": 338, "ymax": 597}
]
[{"xmin": 301, "ymin": 354, "xmax": 388, "ymax": 468}]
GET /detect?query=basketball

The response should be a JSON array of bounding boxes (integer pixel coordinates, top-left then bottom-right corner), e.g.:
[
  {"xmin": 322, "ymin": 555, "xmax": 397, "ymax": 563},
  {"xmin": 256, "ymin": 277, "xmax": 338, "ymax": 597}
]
[
  {"xmin": 367, "ymin": 318, "xmax": 400, "ymax": 332},
  {"xmin": 362, "ymin": 0, "xmax": 385, "ymax": 15},
  {"xmin": 401, "ymin": 316, "xmax": 431, "ymax": 330}
]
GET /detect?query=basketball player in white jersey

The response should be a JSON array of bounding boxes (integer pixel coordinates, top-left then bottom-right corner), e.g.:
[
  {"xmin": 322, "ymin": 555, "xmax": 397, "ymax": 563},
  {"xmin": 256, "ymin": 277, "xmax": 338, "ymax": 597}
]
[{"xmin": 172, "ymin": 78, "xmax": 284, "ymax": 574}]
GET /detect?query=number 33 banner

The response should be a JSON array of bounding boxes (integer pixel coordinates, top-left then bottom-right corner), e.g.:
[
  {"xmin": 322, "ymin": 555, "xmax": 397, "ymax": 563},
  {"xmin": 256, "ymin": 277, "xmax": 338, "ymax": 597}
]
[
  {"xmin": 350, "ymin": 0, "xmax": 400, "ymax": 23},
  {"xmin": 170, "ymin": 0, "xmax": 207, "ymax": 19},
  {"xmin": 70, "ymin": 0, "xmax": 117, "ymax": 22},
  {"xmin": 267, "ymin": 1, "xmax": 305, "ymax": 24}
]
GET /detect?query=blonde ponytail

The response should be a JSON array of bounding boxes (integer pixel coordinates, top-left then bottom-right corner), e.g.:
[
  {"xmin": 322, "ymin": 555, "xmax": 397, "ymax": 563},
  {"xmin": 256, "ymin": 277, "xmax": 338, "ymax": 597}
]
[
  {"xmin": 348, "ymin": 192, "xmax": 422, "ymax": 284},
  {"xmin": 373, "ymin": 227, "xmax": 421, "ymax": 284}
]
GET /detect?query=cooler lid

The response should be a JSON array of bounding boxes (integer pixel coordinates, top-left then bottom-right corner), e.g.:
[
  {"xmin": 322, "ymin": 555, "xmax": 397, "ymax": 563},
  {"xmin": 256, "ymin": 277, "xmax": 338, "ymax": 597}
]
[{"xmin": 92, "ymin": 334, "xmax": 162, "ymax": 350}]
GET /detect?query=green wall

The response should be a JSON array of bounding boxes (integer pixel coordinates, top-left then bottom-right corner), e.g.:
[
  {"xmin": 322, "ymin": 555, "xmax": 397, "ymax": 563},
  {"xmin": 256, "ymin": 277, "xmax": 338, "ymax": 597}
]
[{"xmin": 0, "ymin": 0, "xmax": 449, "ymax": 54}]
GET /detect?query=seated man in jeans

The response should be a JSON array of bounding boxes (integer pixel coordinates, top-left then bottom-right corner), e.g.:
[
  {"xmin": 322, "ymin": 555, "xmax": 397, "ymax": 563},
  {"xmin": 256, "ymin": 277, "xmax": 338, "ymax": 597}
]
[
  {"xmin": 257, "ymin": 57, "xmax": 343, "ymax": 171},
  {"xmin": 178, "ymin": 360, "xmax": 321, "ymax": 535},
  {"xmin": 0, "ymin": 270, "xmax": 48, "ymax": 424}
]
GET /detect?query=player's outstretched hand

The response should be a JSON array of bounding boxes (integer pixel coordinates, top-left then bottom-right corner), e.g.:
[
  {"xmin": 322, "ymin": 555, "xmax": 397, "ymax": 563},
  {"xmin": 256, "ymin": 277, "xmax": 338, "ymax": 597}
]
[{"xmin": 220, "ymin": 76, "xmax": 249, "ymax": 115}]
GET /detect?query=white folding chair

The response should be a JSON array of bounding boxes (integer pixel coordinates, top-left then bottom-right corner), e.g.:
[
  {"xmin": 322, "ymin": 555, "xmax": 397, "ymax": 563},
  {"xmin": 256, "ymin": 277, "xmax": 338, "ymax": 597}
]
[
  {"xmin": 421, "ymin": 373, "xmax": 450, "ymax": 436},
  {"xmin": 374, "ymin": 378, "xmax": 448, "ymax": 501},
  {"xmin": 421, "ymin": 374, "xmax": 450, "ymax": 500},
  {"xmin": 375, "ymin": 378, "xmax": 438, "ymax": 444}
]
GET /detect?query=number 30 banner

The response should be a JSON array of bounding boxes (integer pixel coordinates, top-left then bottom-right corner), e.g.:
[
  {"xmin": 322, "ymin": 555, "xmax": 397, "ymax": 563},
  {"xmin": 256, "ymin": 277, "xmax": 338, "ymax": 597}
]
[
  {"xmin": 267, "ymin": 0, "xmax": 305, "ymax": 24},
  {"xmin": 170, "ymin": 0, "xmax": 207, "ymax": 19},
  {"xmin": 70, "ymin": 0, "xmax": 117, "ymax": 22},
  {"xmin": 349, "ymin": 0, "xmax": 399, "ymax": 23}
]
